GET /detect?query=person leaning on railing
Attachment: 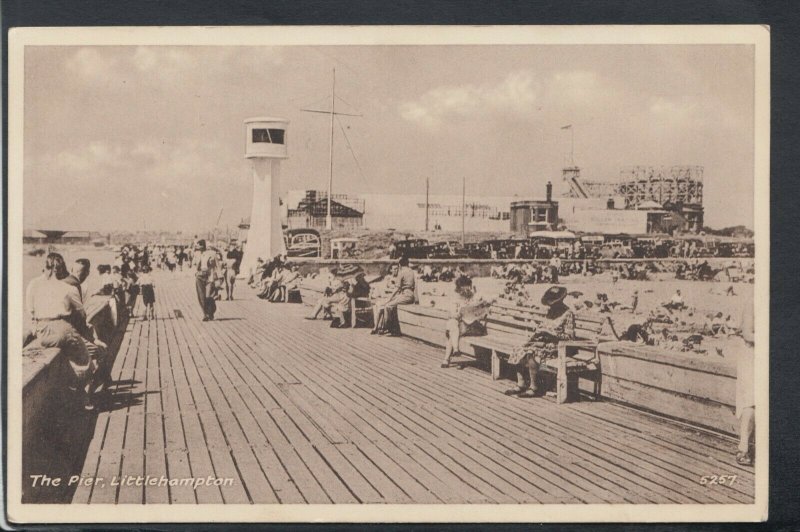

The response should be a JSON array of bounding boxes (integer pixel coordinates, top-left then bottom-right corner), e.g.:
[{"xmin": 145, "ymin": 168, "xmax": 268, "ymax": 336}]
[
  {"xmin": 25, "ymin": 253, "xmax": 97, "ymax": 410},
  {"xmin": 62, "ymin": 257, "xmax": 113, "ymax": 394}
]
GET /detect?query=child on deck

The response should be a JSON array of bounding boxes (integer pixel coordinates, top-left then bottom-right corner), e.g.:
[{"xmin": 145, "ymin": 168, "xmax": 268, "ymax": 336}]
[{"xmin": 138, "ymin": 265, "xmax": 156, "ymax": 320}]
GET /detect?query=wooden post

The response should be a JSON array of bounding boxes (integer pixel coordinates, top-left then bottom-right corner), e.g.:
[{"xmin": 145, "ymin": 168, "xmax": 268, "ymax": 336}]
[
  {"xmin": 491, "ymin": 351, "xmax": 501, "ymax": 380},
  {"xmin": 557, "ymin": 345, "xmax": 569, "ymax": 404}
]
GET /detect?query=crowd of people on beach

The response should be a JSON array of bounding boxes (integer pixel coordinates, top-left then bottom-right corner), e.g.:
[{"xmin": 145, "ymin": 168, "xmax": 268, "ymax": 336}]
[
  {"xmin": 460, "ymin": 236, "xmax": 753, "ymax": 260},
  {"xmin": 488, "ymin": 257, "xmax": 753, "ymax": 284}
]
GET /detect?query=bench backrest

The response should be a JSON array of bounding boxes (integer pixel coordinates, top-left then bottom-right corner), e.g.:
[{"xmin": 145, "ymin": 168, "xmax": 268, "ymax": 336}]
[{"xmin": 486, "ymin": 299, "xmax": 618, "ymax": 343}]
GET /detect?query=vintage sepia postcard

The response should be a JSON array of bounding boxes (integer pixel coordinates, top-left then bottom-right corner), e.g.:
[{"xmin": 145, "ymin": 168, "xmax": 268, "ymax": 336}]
[{"xmin": 6, "ymin": 25, "xmax": 769, "ymax": 524}]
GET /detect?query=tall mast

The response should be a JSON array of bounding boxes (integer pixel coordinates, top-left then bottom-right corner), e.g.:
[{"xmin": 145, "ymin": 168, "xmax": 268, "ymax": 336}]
[
  {"xmin": 461, "ymin": 176, "xmax": 466, "ymax": 245},
  {"xmin": 425, "ymin": 177, "xmax": 430, "ymax": 231},
  {"xmin": 326, "ymin": 68, "xmax": 335, "ymax": 230},
  {"xmin": 570, "ymin": 126, "xmax": 575, "ymax": 166}
]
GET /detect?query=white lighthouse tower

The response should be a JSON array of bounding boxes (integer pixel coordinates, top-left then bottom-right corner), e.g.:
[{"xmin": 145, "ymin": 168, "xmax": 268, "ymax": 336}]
[{"xmin": 239, "ymin": 117, "xmax": 289, "ymax": 278}]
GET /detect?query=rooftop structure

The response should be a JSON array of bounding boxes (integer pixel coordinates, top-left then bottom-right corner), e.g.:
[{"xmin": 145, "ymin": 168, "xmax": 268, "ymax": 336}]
[{"xmin": 561, "ymin": 165, "xmax": 705, "ymax": 233}]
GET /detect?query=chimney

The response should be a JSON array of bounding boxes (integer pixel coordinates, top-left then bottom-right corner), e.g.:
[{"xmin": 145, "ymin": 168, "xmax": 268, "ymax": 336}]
[{"xmin": 546, "ymin": 181, "xmax": 552, "ymax": 203}]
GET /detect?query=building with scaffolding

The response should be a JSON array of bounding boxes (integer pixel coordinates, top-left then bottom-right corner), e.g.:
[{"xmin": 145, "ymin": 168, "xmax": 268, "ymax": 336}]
[
  {"xmin": 560, "ymin": 165, "xmax": 705, "ymax": 233},
  {"xmin": 286, "ymin": 190, "xmax": 365, "ymax": 230}
]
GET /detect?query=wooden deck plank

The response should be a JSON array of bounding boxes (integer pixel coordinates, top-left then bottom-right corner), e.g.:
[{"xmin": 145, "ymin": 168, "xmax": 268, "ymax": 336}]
[
  {"xmin": 116, "ymin": 314, "xmax": 152, "ymax": 504},
  {"xmin": 175, "ymin": 301, "xmax": 279, "ymax": 504},
  {"xmin": 248, "ymin": 310, "xmax": 636, "ymax": 504},
  {"xmin": 203, "ymin": 309, "xmax": 390, "ymax": 504},
  {"xmin": 336, "ymin": 334, "xmax": 706, "ymax": 503},
  {"xmin": 157, "ymin": 284, "xmax": 223, "ymax": 504},
  {"xmin": 154, "ymin": 308, "xmax": 197, "ymax": 504},
  {"xmin": 235, "ymin": 298, "xmax": 667, "ymax": 503},
  {"xmin": 247, "ymin": 324, "xmax": 548, "ymax": 502},
  {"xmin": 273, "ymin": 308, "xmax": 740, "ymax": 503},
  {"xmin": 284, "ymin": 317, "xmax": 733, "ymax": 504},
  {"xmin": 90, "ymin": 318, "xmax": 145, "ymax": 504},
  {"xmin": 177, "ymin": 280, "xmax": 330, "ymax": 504},
  {"xmin": 221, "ymin": 309, "xmax": 454, "ymax": 503},
  {"xmin": 71, "ymin": 273, "xmax": 754, "ymax": 505},
  {"xmin": 72, "ymin": 316, "xmax": 137, "ymax": 504}
]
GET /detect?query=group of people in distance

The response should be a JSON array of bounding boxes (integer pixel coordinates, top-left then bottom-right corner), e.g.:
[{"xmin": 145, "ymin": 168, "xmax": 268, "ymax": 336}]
[
  {"xmin": 303, "ymin": 256, "xmax": 418, "ymax": 333},
  {"xmin": 249, "ymin": 255, "xmax": 302, "ymax": 303}
]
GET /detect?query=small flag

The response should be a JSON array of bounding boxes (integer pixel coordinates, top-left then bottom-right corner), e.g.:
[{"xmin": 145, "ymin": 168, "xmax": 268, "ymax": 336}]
[{"xmin": 561, "ymin": 124, "xmax": 572, "ymax": 130}]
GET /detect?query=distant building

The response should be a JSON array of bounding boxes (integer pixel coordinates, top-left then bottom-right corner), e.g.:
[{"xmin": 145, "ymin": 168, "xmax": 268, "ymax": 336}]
[
  {"xmin": 560, "ymin": 165, "xmax": 705, "ymax": 234},
  {"xmin": 510, "ymin": 182, "xmax": 559, "ymax": 234},
  {"xmin": 360, "ymin": 193, "xmax": 513, "ymax": 232},
  {"xmin": 286, "ymin": 190, "xmax": 364, "ymax": 230},
  {"xmin": 284, "ymin": 189, "xmax": 513, "ymax": 232},
  {"xmin": 22, "ymin": 229, "xmax": 47, "ymax": 244},
  {"xmin": 60, "ymin": 231, "xmax": 107, "ymax": 244}
]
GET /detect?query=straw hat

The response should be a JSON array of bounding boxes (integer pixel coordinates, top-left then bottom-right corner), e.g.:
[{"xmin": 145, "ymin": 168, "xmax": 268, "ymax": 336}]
[{"xmin": 541, "ymin": 286, "xmax": 568, "ymax": 306}]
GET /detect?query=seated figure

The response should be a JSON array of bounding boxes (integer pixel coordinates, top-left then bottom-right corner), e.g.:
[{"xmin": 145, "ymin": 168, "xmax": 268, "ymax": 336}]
[
  {"xmin": 371, "ymin": 263, "xmax": 399, "ymax": 334},
  {"xmin": 503, "ymin": 286, "xmax": 576, "ymax": 398},
  {"xmin": 26, "ymin": 253, "xmax": 98, "ymax": 410},
  {"xmin": 305, "ymin": 279, "xmax": 349, "ymax": 325},
  {"xmin": 374, "ymin": 257, "xmax": 416, "ymax": 336},
  {"xmin": 441, "ymin": 276, "xmax": 491, "ymax": 368},
  {"xmin": 273, "ymin": 264, "xmax": 301, "ymax": 302}
]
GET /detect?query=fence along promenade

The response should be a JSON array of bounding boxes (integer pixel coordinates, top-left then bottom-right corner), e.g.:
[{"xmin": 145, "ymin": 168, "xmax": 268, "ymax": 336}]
[{"xmin": 23, "ymin": 271, "xmax": 754, "ymax": 504}]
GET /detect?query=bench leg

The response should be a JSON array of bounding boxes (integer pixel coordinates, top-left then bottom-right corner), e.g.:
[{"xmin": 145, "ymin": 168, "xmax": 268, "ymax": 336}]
[
  {"xmin": 491, "ymin": 351, "xmax": 501, "ymax": 380},
  {"xmin": 557, "ymin": 346, "xmax": 569, "ymax": 404}
]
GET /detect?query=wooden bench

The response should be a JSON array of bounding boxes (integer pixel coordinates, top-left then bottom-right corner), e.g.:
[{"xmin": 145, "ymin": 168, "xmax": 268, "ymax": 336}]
[{"xmin": 398, "ymin": 300, "xmax": 619, "ymax": 403}]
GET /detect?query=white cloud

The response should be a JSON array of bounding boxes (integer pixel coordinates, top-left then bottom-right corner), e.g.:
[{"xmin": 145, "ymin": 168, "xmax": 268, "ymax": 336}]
[
  {"xmin": 64, "ymin": 48, "xmax": 119, "ymax": 81},
  {"xmin": 399, "ymin": 70, "xmax": 539, "ymax": 128},
  {"xmin": 548, "ymin": 70, "xmax": 602, "ymax": 104},
  {"xmin": 52, "ymin": 138, "xmax": 226, "ymax": 187},
  {"xmin": 649, "ymin": 96, "xmax": 700, "ymax": 126},
  {"xmin": 54, "ymin": 141, "xmax": 125, "ymax": 178},
  {"xmin": 132, "ymin": 46, "xmax": 195, "ymax": 73}
]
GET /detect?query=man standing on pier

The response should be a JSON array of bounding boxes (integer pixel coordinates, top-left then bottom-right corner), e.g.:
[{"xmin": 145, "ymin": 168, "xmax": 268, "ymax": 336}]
[{"xmin": 193, "ymin": 239, "xmax": 218, "ymax": 321}]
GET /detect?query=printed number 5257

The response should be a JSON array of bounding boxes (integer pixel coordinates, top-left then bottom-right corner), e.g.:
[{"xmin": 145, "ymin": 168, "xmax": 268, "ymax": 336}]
[{"xmin": 700, "ymin": 475, "xmax": 737, "ymax": 486}]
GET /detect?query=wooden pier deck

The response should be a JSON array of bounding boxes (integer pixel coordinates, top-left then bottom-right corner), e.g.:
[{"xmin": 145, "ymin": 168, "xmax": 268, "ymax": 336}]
[{"xmin": 72, "ymin": 272, "xmax": 754, "ymax": 504}]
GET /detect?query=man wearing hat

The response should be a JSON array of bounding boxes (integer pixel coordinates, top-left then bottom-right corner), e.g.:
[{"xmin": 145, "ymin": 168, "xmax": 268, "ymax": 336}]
[
  {"xmin": 504, "ymin": 285, "xmax": 576, "ymax": 398},
  {"xmin": 192, "ymin": 239, "xmax": 218, "ymax": 321}
]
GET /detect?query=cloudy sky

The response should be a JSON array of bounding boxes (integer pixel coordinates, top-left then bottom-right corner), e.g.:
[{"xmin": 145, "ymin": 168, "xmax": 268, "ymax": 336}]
[{"xmin": 23, "ymin": 44, "xmax": 754, "ymax": 232}]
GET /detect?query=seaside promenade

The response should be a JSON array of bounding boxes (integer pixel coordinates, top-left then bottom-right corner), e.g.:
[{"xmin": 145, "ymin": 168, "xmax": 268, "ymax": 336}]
[{"xmin": 70, "ymin": 271, "xmax": 754, "ymax": 504}]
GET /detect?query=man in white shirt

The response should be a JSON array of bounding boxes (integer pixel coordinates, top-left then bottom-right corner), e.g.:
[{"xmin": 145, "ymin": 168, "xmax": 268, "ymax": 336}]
[{"xmin": 26, "ymin": 253, "xmax": 95, "ymax": 409}]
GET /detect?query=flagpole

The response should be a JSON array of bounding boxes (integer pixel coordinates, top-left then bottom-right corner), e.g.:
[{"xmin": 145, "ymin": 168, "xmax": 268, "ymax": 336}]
[
  {"xmin": 461, "ymin": 176, "xmax": 466, "ymax": 246},
  {"xmin": 570, "ymin": 126, "xmax": 574, "ymax": 166},
  {"xmin": 326, "ymin": 68, "xmax": 335, "ymax": 230}
]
